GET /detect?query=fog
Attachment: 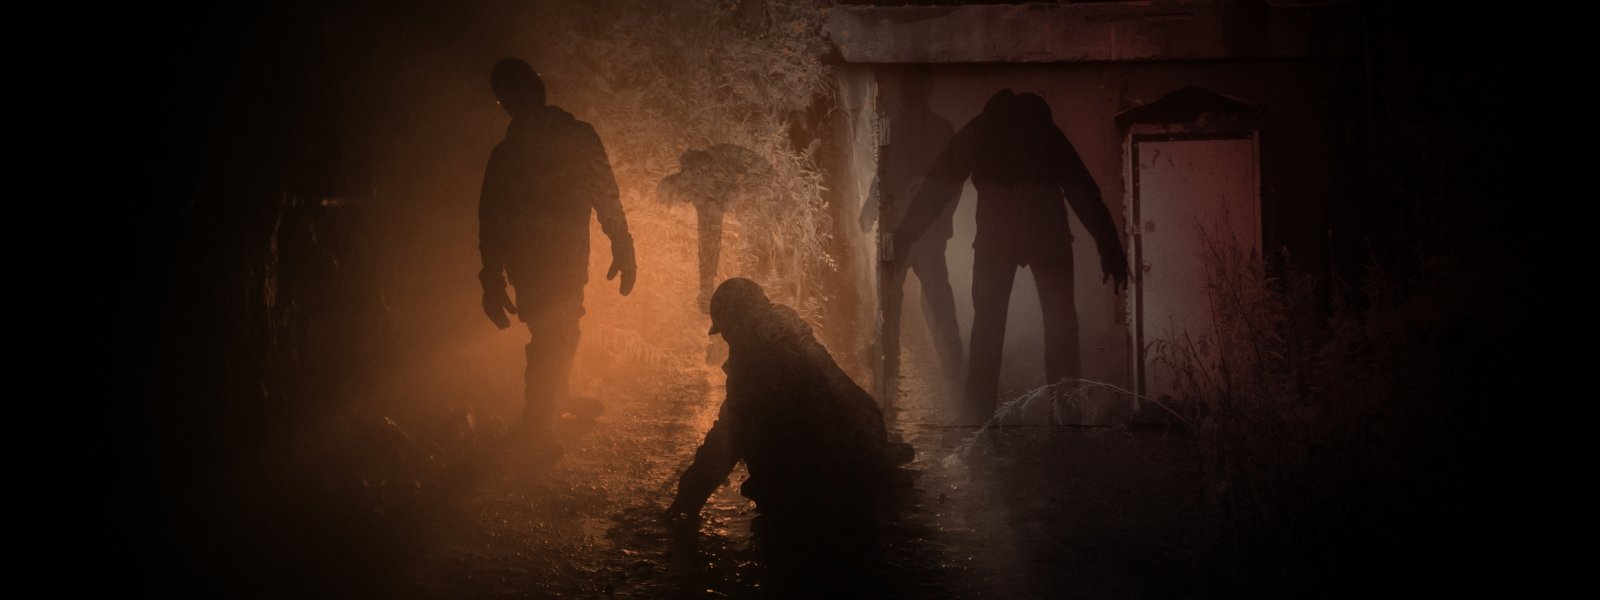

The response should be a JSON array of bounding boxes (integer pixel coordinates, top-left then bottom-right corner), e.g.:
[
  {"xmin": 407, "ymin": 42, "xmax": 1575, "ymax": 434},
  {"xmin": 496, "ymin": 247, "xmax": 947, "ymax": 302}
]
[{"xmin": 75, "ymin": 1, "xmax": 1549, "ymax": 597}]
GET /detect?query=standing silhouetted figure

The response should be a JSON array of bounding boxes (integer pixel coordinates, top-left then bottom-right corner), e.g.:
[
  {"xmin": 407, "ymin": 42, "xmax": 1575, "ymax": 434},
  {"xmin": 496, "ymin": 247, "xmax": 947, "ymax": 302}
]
[
  {"xmin": 655, "ymin": 144, "xmax": 776, "ymax": 312},
  {"xmin": 896, "ymin": 90, "xmax": 1128, "ymax": 423},
  {"xmin": 479, "ymin": 59, "xmax": 636, "ymax": 450},
  {"xmin": 860, "ymin": 71, "xmax": 964, "ymax": 382},
  {"xmin": 666, "ymin": 279, "xmax": 912, "ymax": 542}
]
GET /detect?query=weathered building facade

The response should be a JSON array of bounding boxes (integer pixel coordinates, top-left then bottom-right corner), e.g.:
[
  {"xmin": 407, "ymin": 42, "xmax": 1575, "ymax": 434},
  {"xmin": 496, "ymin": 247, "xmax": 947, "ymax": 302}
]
[{"xmin": 822, "ymin": 1, "xmax": 1365, "ymax": 423}]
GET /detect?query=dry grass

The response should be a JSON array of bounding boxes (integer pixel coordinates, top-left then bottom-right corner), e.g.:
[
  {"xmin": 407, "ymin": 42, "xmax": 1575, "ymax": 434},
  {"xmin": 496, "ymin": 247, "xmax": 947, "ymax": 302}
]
[{"xmin": 1150, "ymin": 229, "xmax": 1474, "ymax": 593}]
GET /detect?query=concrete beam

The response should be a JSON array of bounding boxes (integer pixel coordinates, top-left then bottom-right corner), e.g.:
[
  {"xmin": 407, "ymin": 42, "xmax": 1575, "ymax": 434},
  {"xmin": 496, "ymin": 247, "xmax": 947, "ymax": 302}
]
[{"xmin": 823, "ymin": 1, "xmax": 1359, "ymax": 64}]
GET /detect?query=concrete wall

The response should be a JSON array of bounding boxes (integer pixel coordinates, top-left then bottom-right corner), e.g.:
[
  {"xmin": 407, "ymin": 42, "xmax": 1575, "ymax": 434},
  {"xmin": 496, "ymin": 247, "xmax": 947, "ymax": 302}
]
[
  {"xmin": 871, "ymin": 60, "xmax": 1362, "ymax": 418},
  {"xmin": 831, "ymin": 2, "xmax": 1365, "ymax": 421},
  {"xmin": 818, "ymin": 66, "xmax": 883, "ymax": 382}
]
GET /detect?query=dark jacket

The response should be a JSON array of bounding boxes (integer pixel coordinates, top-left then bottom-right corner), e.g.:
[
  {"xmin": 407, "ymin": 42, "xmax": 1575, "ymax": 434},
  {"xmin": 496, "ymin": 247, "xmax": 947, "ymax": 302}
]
[
  {"xmin": 896, "ymin": 92, "xmax": 1123, "ymax": 266},
  {"xmin": 479, "ymin": 105, "xmax": 631, "ymax": 295},
  {"xmin": 671, "ymin": 305, "xmax": 895, "ymax": 515}
]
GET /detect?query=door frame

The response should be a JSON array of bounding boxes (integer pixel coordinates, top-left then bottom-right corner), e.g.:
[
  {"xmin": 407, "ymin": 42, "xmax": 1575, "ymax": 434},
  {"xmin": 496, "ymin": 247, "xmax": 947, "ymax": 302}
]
[{"xmin": 1124, "ymin": 123, "xmax": 1262, "ymax": 403}]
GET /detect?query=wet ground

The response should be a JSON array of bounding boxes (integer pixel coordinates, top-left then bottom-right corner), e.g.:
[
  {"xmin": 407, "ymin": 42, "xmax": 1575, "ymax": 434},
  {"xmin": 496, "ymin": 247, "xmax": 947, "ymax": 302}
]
[{"xmin": 397, "ymin": 336, "xmax": 1205, "ymax": 599}]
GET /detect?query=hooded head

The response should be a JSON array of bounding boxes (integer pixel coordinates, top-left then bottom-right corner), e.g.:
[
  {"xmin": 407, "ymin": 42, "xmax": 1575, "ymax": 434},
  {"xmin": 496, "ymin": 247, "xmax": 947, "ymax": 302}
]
[
  {"xmin": 1011, "ymin": 92, "xmax": 1053, "ymax": 125},
  {"xmin": 981, "ymin": 89, "xmax": 1018, "ymax": 120},
  {"xmin": 707, "ymin": 277, "xmax": 772, "ymax": 338},
  {"xmin": 981, "ymin": 89, "xmax": 1054, "ymax": 130},
  {"xmin": 491, "ymin": 58, "xmax": 546, "ymax": 117}
]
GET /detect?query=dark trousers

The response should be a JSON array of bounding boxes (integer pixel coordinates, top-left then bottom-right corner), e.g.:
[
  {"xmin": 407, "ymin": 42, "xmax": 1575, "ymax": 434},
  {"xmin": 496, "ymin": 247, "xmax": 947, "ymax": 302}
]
[
  {"xmin": 513, "ymin": 285, "xmax": 585, "ymax": 430},
  {"xmin": 963, "ymin": 246, "xmax": 1080, "ymax": 418},
  {"xmin": 886, "ymin": 240, "xmax": 964, "ymax": 377}
]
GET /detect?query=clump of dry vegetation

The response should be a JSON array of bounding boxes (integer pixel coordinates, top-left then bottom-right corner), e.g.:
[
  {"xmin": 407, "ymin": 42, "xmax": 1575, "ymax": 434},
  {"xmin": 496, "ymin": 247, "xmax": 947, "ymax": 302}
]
[{"xmin": 1154, "ymin": 231, "xmax": 1492, "ymax": 593}]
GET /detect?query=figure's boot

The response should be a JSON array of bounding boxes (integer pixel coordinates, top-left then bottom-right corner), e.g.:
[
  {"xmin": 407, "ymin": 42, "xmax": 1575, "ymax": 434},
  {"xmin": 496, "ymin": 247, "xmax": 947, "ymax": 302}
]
[{"xmin": 521, "ymin": 342, "xmax": 564, "ymax": 460}]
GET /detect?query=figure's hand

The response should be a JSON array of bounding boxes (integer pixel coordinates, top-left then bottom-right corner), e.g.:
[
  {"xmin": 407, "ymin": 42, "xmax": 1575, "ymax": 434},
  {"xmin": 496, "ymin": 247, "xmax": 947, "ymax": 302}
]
[
  {"xmin": 887, "ymin": 233, "xmax": 914, "ymax": 276},
  {"xmin": 1101, "ymin": 248, "xmax": 1130, "ymax": 294},
  {"xmin": 482, "ymin": 286, "xmax": 517, "ymax": 329},
  {"xmin": 608, "ymin": 244, "xmax": 638, "ymax": 296}
]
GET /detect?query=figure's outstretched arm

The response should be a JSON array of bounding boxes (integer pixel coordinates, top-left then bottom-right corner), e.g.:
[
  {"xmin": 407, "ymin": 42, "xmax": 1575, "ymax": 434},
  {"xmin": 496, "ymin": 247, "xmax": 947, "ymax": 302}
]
[
  {"xmin": 667, "ymin": 416, "xmax": 738, "ymax": 520},
  {"xmin": 859, "ymin": 176, "xmax": 881, "ymax": 233},
  {"xmin": 894, "ymin": 118, "xmax": 978, "ymax": 263},
  {"xmin": 1052, "ymin": 128, "xmax": 1129, "ymax": 292},
  {"xmin": 580, "ymin": 124, "xmax": 636, "ymax": 295}
]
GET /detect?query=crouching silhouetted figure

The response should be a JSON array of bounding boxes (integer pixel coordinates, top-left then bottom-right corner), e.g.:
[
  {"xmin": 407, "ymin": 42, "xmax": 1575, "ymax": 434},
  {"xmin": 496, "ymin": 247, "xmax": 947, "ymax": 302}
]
[
  {"xmin": 478, "ymin": 59, "xmax": 636, "ymax": 453},
  {"xmin": 666, "ymin": 278, "xmax": 913, "ymax": 584}
]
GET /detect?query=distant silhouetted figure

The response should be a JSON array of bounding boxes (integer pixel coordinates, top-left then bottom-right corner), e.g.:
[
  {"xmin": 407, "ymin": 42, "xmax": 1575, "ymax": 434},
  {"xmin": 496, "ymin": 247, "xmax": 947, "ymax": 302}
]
[
  {"xmin": 666, "ymin": 278, "xmax": 912, "ymax": 539},
  {"xmin": 478, "ymin": 58, "xmax": 636, "ymax": 451},
  {"xmin": 656, "ymin": 145, "xmax": 776, "ymax": 312},
  {"xmin": 896, "ymin": 90, "xmax": 1128, "ymax": 423},
  {"xmin": 860, "ymin": 71, "xmax": 964, "ymax": 381}
]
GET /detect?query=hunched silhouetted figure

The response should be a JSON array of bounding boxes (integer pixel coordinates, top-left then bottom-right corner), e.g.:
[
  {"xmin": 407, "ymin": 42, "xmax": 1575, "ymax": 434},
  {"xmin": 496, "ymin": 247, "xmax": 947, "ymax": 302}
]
[
  {"xmin": 666, "ymin": 279, "xmax": 912, "ymax": 537},
  {"xmin": 860, "ymin": 70, "xmax": 964, "ymax": 382},
  {"xmin": 655, "ymin": 144, "xmax": 776, "ymax": 313},
  {"xmin": 478, "ymin": 58, "xmax": 636, "ymax": 450},
  {"xmin": 896, "ymin": 90, "xmax": 1128, "ymax": 423}
]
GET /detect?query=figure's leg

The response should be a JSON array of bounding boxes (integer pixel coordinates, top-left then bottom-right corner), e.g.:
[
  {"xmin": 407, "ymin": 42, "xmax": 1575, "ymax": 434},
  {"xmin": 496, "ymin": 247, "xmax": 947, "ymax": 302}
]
[
  {"xmin": 963, "ymin": 248, "xmax": 1017, "ymax": 421},
  {"xmin": 516, "ymin": 286, "xmax": 586, "ymax": 437},
  {"xmin": 879, "ymin": 261, "xmax": 906, "ymax": 410},
  {"xmin": 910, "ymin": 241, "xmax": 963, "ymax": 380},
  {"xmin": 1032, "ymin": 250, "xmax": 1081, "ymax": 385},
  {"xmin": 695, "ymin": 202, "xmax": 724, "ymax": 313}
]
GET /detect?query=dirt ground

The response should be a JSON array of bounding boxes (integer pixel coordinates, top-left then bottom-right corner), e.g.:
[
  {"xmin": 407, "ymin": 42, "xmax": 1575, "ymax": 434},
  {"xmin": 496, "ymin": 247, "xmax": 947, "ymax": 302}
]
[{"xmin": 361, "ymin": 321, "xmax": 1207, "ymax": 599}]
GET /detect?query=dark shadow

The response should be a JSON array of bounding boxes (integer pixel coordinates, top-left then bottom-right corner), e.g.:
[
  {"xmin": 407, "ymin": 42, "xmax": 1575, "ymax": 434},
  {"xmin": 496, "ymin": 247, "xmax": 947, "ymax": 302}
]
[
  {"xmin": 865, "ymin": 68, "xmax": 965, "ymax": 402},
  {"xmin": 895, "ymin": 89, "xmax": 1130, "ymax": 423},
  {"xmin": 655, "ymin": 144, "xmax": 777, "ymax": 313},
  {"xmin": 658, "ymin": 469, "xmax": 930, "ymax": 599}
]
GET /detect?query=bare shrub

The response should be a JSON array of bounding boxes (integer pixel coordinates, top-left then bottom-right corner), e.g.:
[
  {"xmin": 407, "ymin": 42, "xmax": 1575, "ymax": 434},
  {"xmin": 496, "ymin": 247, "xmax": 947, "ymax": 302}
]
[{"xmin": 1152, "ymin": 229, "xmax": 1466, "ymax": 591}]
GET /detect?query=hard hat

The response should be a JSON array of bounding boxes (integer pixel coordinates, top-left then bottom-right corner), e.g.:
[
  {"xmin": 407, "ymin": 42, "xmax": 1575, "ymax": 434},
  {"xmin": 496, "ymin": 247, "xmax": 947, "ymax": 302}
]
[{"xmin": 707, "ymin": 277, "xmax": 770, "ymax": 336}]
